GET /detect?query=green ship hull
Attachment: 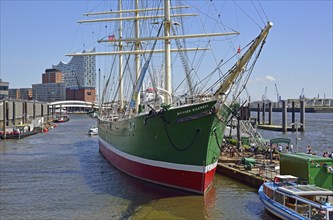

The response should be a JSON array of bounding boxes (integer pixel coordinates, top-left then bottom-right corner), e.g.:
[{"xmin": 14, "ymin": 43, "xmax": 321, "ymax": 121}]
[{"xmin": 99, "ymin": 100, "xmax": 233, "ymax": 194}]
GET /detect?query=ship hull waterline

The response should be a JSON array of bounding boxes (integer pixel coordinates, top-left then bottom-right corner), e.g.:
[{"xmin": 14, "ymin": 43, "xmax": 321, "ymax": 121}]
[{"xmin": 98, "ymin": 101, "xmax": 233, "ymax": 194}]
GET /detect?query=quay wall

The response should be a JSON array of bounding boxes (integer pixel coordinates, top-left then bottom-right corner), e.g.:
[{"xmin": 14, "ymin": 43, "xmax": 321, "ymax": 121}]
[
  {"xmin": 250, "ymin": 107, "xmax": 333, "ymax": 113},
  {"xmin": 0, "ymin": 100, "xmax": 50, "ymax": 129},
  {"xmin": 216, "ymin": 163, "xmax": 264, "ymax": 188}
]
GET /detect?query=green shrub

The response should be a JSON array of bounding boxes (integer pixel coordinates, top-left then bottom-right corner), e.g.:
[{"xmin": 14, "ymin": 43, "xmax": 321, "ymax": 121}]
[{"xmin": 229, "ymin": 139, "xmax": 238, "ymax": 146}]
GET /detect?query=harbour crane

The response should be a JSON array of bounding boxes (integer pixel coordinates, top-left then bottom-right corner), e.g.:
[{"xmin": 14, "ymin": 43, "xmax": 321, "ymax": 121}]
[
  {"xmin": 299, "ymin": 88, "xmax": 305, "ymax": 99},
  {"xmin": 274, "ymin": 84, "xmax": 281, "ymax": 103},
  {"xmin": 275, "ymin": 84, "xmax": 281, "ymax": 107},
  {"xmin": 262, "ymin": 86, "xmax": 267, "ymax": 102}
]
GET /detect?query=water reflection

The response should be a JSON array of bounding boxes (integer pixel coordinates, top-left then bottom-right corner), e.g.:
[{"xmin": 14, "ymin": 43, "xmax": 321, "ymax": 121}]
[{"xmin": 1, "ymin": 114, "xmax": 278, "ymax": 219}]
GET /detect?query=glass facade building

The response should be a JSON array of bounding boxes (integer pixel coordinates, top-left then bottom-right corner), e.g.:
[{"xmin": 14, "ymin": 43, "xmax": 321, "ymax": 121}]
[
  {"xmin": 32, "ymin": 83, "xmax": 66, "ymax": 102},
  {"xmin": 0, "ymin": 79, "xmax": 9, "ymax": 100},
  {"xmin": 53, "ymin": 48, "xmax": 96, "ymax": 90}
]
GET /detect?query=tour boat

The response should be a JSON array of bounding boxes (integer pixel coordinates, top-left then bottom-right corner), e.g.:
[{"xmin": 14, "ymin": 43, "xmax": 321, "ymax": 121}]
[{"xmin": 259, "ymin": 175, "xmax": 333, "ymax": 220}]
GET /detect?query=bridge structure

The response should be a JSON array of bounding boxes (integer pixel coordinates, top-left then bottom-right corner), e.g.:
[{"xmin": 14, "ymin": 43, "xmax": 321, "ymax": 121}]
[
  {"xmin": 49, "ymin": 100, "xmax": 99, "ymax": 113},
  {"xmin": 0, "ymin": 99, "xmax": 99, "ymax": 133}
]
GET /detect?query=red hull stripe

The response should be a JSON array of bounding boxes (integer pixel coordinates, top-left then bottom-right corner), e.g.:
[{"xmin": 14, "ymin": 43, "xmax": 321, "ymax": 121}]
[
  {"xmin": 99, "ymin": 138, "xmax": 217, "ymax": 194},
  {"xmin": 99, "ymin": 138, "xmax": 217, "ymax": 173}
]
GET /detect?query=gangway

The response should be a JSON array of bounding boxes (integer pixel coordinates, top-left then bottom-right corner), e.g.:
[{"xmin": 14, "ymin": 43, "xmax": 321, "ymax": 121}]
[{"xmin": 240, "ymin": 120, "xmax": 267, "ymax": 149}]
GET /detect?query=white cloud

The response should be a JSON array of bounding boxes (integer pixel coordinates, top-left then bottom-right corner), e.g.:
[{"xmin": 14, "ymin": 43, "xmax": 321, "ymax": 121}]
[
  {"xmin": 265, "ymin": 75, "xmax": 276, "ymax": 82},
  {"xmin": 250, "ymin": 75, "xmax": 276, "ymax": 83}
]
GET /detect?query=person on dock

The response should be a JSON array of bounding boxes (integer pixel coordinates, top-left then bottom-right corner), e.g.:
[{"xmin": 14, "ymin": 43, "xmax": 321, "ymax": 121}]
[
  {"xmin": 306, "ymin": 145, "xmax": 312, "ymax": 154},
  {"xmin": 329, "ymin": 151, "xmax": 333, "ymax": 158},
  {"xmin": 278, "ymin": 145, "xmax": 283, "ymax": 152},
  {"xmin": 289, "ymin": 144, "xmax": 293, "ymax": 152},
  {"xmin": 322, "ymin": 151, "xmax": 328, "ymax": 157}
]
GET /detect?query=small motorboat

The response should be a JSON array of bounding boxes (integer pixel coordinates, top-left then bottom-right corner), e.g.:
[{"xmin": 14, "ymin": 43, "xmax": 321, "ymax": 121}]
[
  {"xmin": 0, "ymin": 124, "xmax": 38, "ymax": 139},
  {"xmin": 259, "ymin": 175, "xmax": 333, "ymax": 220},
  {"xmin": 88, "ymin": 126, "xmax": 98, "ymax": 136},
  {"xmin": 53, "ymin": 115, "xmax": 70, "ymax": 123}
]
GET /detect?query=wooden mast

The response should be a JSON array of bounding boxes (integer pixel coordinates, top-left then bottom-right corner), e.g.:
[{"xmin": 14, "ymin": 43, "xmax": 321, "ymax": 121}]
[
  {"xmin": 119, "ymin": 0, "xmax": 124, "ymax": 111},
  {"xmin": 164, "ymin": 0, "xmax": 171, "ymax": 104},
  {"xmin": 134, "ymin": 0, "xmax": 140, "ymax": 113},
  {"xmin": 214, "ymin": 22, "xmax": 273, "ymax": 97}
]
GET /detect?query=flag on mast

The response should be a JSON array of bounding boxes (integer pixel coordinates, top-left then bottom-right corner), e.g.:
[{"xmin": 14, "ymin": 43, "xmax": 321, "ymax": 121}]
[
  {"xmin": 237, "ymin": 46, "xmax": 241, "ymax": 54},
  {"xmin": 108, "ymin": 35, "xmax": 116, "ymax": 40}
]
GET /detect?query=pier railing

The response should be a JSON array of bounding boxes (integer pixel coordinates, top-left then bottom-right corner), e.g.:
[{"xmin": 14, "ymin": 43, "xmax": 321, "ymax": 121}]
[{"xmin": 240, "ymin": 120, "xmax": 266, "ymax": 149}]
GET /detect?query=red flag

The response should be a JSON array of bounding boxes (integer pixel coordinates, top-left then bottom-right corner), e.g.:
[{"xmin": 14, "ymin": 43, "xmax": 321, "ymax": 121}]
[
  {"xmin": 237, "ymin": 46, "xmax": 241, "ymax": 54},
  {"xmin": 108, "ymin": 35, "xmax": 115, "ymax": 40}
]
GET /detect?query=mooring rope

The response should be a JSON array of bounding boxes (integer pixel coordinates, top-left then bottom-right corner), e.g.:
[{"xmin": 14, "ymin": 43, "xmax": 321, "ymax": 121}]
[{"xmin": 162, "ymin": 119, "xmax": 201, "ymax": 152}]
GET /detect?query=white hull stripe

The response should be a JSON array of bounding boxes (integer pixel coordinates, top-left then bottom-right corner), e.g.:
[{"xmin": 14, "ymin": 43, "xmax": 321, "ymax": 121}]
[{"xmin": 99, "ymin": 137, "xmax": 217, "ymax": 173}]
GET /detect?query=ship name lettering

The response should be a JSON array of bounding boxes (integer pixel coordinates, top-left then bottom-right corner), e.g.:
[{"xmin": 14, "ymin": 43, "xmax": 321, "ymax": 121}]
[
  {"xmin": 177, "ymin": 109, "xmax": 192, "ymax": 116},
  {"xmin": 177, "ymin": 104, "xmax": 209, "ymax": 116},
  {"xmin": 192, "ymin": 104, "xmax": 209, "ymax": 112}
]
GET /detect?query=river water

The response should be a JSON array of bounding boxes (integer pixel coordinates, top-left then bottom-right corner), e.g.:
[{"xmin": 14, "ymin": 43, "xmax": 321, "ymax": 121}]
[
  {"xmin": 0, "ymin": 113, "xmax": 332, "ymax": 219},
  {"xmin": 252, "ymin": 112, "xmax": 333, "ymax": 154}
]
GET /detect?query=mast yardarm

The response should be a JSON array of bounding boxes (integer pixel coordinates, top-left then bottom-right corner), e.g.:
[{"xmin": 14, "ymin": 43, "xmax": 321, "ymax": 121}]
[{"xmin": 214, "ymin": 22, "xmax": 273, "ymax": 97}]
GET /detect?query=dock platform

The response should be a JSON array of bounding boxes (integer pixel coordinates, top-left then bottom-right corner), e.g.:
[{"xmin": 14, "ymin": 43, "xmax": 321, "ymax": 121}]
[
  {"xmin": 257, "ymin": 124, "xmax": 303, "ymax": 132},
  {"xmin": 216, "ymin": 163, "xmax": 264, "ymax": 188},
  {"xmin": 216, "ymin": 156, "xmax": 280, "ymax": 189}
]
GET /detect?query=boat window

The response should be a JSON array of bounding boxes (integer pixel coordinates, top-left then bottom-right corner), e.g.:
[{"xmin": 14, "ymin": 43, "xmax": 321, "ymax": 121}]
[
  {"xmin": 303, "ymin": 195, "xmax": 315, "ymax": 201},
  {"xmin": 315, "ymin": 196, "xmax": 331, "ymax": 205},
  {"xmin": 285, "ymin": 196, "xmax": 296, "ymax": 204},
  {"xmin": 295, "ymin": 200, "xmax": 310, "ymax": 218},
  {"xmin": 264, "ymin": 186, "xmax": 274, "ymax": 199},
  {"xmin": 285, "ymin": 196, "xmax": 296, "ymax": 210},
  {"xmin": 310, "ymin": 206, "xmax": 327, "ymax": 220},
  {"xmin": 274, "ymin": 192, "xmax": 284, "ymax": 205}
]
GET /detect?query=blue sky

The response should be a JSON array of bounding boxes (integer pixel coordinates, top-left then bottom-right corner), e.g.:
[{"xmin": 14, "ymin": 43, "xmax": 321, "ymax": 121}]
[{"xmin": 1, "ymin": 0, "xmax": 332, "ymax": 101}]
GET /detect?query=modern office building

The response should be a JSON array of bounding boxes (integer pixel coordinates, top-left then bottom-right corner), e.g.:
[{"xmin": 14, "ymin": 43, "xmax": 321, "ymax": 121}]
[
  {"xmin": 0, "ymin": 79, "xmax": 9, "ymax": 100},
  {"xmin": 32, "ymin": 69, "xmax": 66, "ymax": 102},
  {"xmin": 32, "ymin": 82, "xmax": 66, "ymax": 102},
  {"xmin": 6, "ymin": 48, "xmax": 96, "ymax": 102},
  {"xmin": 8, "ymin": 88, "xmax": 33, "ymax": 100}
]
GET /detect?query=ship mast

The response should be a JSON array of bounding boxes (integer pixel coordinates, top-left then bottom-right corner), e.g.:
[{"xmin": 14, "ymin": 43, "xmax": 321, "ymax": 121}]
[
  {"xmin": 119, "ymin": 0, "xmax": 123, "ymax": 111},
  {"xmin": 66, "ymin": 2, "xmax": 240, "ymax": 110},
  {"xmin": 134, "ymin": 0, "xmax": 140, "ymax": 113},
  {"xmin": 164, "ymin": 0, "xmax": 172, "ymax": 105}
]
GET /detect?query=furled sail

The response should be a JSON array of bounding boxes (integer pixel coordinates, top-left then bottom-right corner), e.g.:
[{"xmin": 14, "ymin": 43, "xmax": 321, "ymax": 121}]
[{"xmin": 214, "ymin": 22, "xmax": 273, "ymax": 97}]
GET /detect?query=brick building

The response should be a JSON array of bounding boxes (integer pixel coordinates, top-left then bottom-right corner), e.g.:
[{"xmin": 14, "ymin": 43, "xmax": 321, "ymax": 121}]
[
  {"xmin": 66, "ymin": 88, "xmax": 96, "ymax": 102},
  {"xmin": 42, "ymin": 69, "xmax": 63, "ymax": 83},
  {"xmin": 8, "ymin": 88, "xmax": 32, "ymax": 100}
]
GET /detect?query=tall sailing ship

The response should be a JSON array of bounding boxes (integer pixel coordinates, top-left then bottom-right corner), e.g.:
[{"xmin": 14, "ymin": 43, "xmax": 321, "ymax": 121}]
[{"xmin": 68, "ymin": 1, "xmax": 273, "ymax": 194}]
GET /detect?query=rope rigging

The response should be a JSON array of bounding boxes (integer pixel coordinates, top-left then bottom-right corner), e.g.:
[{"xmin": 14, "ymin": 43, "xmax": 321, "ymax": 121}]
[
  {"xmin": 171, "ymin": 24, "xmax": 194, "ymax": 96},
  {"xmin": 95, "ymin": 0, "xmax": 271, "ymax": 119},
  {"xmin": 129, "ymin": 22, "xmax": 164, "ymax": 110}
]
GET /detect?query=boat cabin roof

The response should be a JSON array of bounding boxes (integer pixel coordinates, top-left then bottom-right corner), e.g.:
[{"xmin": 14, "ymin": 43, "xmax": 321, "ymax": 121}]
[
  {"xmin": 279, "ymin": 185, "xmax": 333, "ymax": 196},
  {"xmin": 274, "ymin": 175, "xmax": 298, "ymax": 184}
]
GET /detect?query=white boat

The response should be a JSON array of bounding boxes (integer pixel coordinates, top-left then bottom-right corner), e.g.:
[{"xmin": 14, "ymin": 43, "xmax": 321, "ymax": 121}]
[
  {"xmin": 88, "ymin": 126, "xmax": 98, "ymax": 136},
  {"xmin": 259, "ymin": 175, "xmax": 333, "ymax": 220}
]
